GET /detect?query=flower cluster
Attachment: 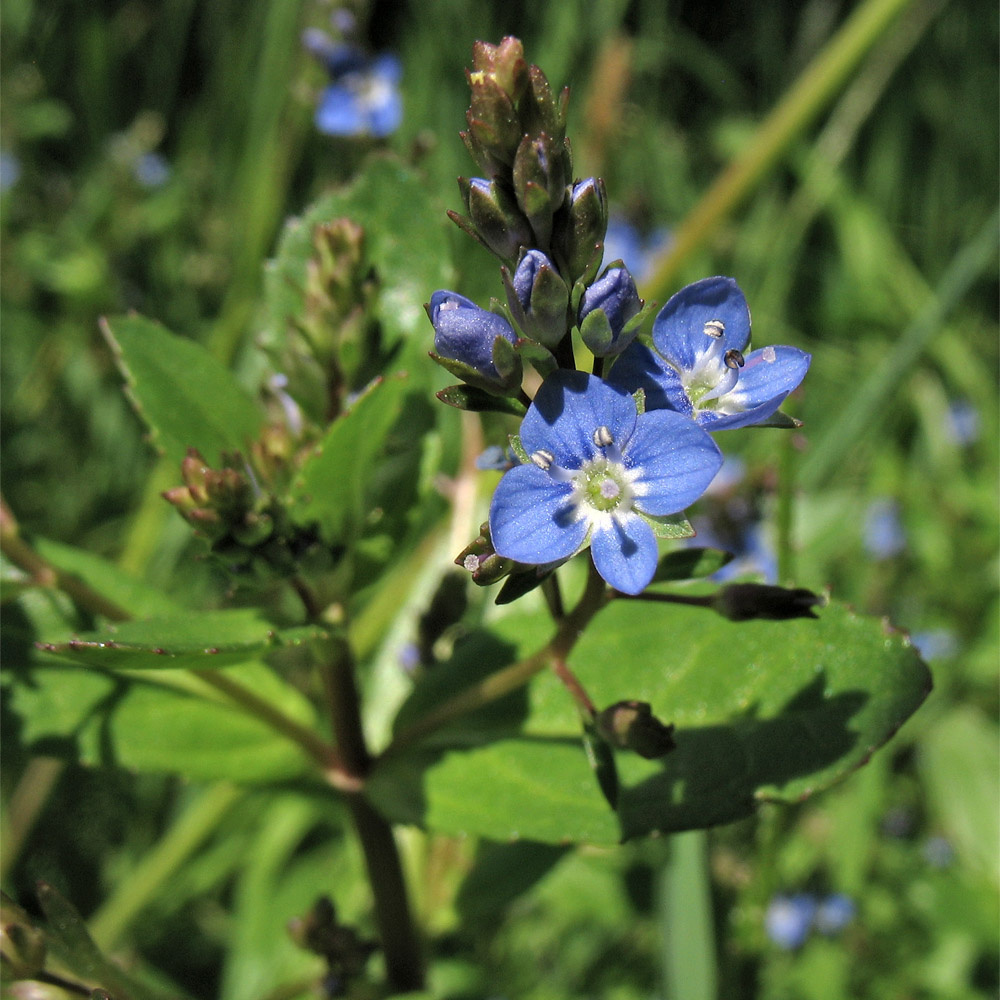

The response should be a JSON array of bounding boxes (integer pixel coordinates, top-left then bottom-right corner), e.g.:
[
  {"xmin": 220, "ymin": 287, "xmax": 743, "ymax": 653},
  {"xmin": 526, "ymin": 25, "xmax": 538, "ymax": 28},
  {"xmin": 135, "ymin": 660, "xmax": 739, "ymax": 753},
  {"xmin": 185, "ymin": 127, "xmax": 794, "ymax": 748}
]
[{"xmin": 426, "ymin": 38, "xmax": 811, "ymax": 597}]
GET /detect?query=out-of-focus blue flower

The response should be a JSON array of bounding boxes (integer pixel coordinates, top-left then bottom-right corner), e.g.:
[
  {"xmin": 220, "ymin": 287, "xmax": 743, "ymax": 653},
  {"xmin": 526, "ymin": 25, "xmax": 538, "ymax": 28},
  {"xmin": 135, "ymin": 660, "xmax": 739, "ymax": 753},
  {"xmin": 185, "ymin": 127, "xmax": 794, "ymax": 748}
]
[
  {"xmin": 946, "ymin": 400, "xmax": 980, "ymax": 446},
  {"xmin": 578, "ymin": 266, "xmax": 643, "ymax": 357},
  {"xmin": 863, "ymin": 498, "xmax": 906, "ymax": 560},
  {"xmin": 428, "ymin": 291, "xmax": 518, "ymax": 384},
  {"xmin": 603, "ymin": 215, "xmax": 671, "ymax": 283},
  {"xmin": 0, "ymin": 151, "xmax": 21, "ymax": 192},
  {"xmin": 815, "ymin": 894, "xmax": 855, "ymax": 935},
  {"xmin": 489, "ymin": 370, "xmax": 722, "ymax": 594},
  {"xmin": 133, "ymin": 151, "xmax": 170, "ymax": 189},
  {"xmin": 765, "ymin": 894, "xmax": 817, "ymax": 950},
  {"xmin": 910, "ymin": 629, "xmax": 957, "ymax": 661},
  {"xmin": 607, "ymin": 276, "xmax": 811, "ymax": 431},
  {"xmin": 303, "ymin": 29, "xmax": 402, "ymax": 138},
  {"xmin": 475, "ymin": 445, "xmax": 518, "ymax": 472}
]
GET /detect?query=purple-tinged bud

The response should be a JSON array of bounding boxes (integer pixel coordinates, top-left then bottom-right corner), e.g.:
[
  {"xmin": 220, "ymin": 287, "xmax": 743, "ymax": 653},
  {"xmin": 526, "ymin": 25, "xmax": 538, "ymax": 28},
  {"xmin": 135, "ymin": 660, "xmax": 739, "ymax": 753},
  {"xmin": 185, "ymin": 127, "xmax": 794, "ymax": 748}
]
[
  {"xmin": 428, "ymin": 291, "xmax": 520, "ymax": 390},
  {"xmin": 578, "ymin": 266, "xmax": 643, "ymax": 357},
  {"xmin": 455, "ymin": 521, "xmax": 515, "ymax": 586},
  {"xmin": 461, "ymin": 178, "xmax": 534, "ymax": 264},
  {"xmin": 553, "ymin": 177, "xmax": 608, "ymax": 284},
  {"xmin": 512, "ymin": 133, "xmax": 568, "ymax": 247},
  {"xmin": 596, "ymin": 700, "xmax": 676, "ymax": 759},
  {"xmin": 712, "ymin": 583, "xmax": 822, "ymax": 621},
  {"xmin": 469, "ymin": 37, "xmax": 528, "ymax": 103},
  {"xmin": 504, "ymin": 250, "xmax": 569, "ymax": 348}
]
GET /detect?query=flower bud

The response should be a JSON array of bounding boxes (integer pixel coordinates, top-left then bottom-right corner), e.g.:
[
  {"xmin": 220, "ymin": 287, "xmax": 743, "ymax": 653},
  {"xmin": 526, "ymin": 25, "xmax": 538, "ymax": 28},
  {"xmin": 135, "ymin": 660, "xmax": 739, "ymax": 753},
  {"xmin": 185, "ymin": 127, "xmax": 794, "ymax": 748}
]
[
  {"xmin": 512, "ymin": 133, "xmax": 568, "ymax": 247},
  {"xmin": 428, "ymin": 291, "xmax": 521, "ymax": 390},
  {"xmin": 455, "ymin": 521, "xmax": 515, "ymax": 585},
  {"xmin": 578, "ymin": 266, "xmax": 643, "ymax": 356},
  {"xmin": 552, "ymin": 177, "xmax": 608, "ymax": 284},
  {"xmin": 712, "ymin": 583, "xmax": 822, "ymax": 621},
  {"xmin": 504, "ymin": 250, "xmax": 569, "ymax": 348},
  {"xmin": 462, "ymin": 38, "xmax": 529, "ymax": 173},
  {"xmin": 461, "ymin": 178, "xmax": 535, "ymax": 264},
  {"xmin": 596, "ymin": 700, "xmax": 675, "ymax": 759}
]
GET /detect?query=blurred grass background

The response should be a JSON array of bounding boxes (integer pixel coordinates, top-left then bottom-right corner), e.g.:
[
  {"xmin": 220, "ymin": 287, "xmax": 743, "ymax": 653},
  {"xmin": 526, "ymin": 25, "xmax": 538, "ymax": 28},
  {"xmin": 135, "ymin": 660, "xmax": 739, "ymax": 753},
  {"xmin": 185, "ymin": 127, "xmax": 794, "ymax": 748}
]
[{"xmin": 1, "ymin": 0, "xmax": 996, "ymax": 997}]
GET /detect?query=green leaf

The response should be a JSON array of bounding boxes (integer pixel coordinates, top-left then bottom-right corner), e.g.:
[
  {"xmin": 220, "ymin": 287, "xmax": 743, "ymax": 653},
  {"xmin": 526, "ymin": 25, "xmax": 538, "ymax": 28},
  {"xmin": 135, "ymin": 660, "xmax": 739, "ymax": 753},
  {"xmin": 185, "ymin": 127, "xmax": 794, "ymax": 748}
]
[
  {"xmin": 36, "ymin": 608, "xmax": 328, "ymax": 670},
  {"xmin": 288, "ymin": 374, "xmax": 410, "ymax": 541},
  {"xmin": 32, "ymin": 536, "xmax": 185, "ymax": 618},
  {"xmin": 264, "ymin": 157, "xmax": 453, "ymax": 349},
  {"xmin": 651, "ymin": 547, "xmax": 733, "ymax": 583},
  {"xmin": 36, "ymin": 881, "xmax": 172, "ymax": 1000},
  {"xmin": 638, "ymin": 511, "xmax": 695, "ymax": 540},
  {"xmin": 369, "ymin": 599, "xmax": 931, "ymax": 843},
  {"xmin": 9, "ymin": 663, "xmax": 318, "ymax": 783},
  {"xmin": 101, "ymin": 315, "xmax": 263, "ymax": 467}
]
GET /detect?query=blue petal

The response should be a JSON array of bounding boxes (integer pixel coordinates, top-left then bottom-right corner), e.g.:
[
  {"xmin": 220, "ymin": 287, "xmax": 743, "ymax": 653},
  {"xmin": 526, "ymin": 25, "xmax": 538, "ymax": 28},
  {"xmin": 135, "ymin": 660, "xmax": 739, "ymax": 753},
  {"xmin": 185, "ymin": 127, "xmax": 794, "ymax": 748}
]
[
  {"xmin": 590, "ymin": 514, "xmax": 658, "ymax": 594},
  {"xmin": 520, "ymin": 370, "xmax": 637, "ymax": 469},
  {"xmin": 315, "ymin": 85, "xmax": 366, "ymax": 135},
  {"xmin": 606, "ymin": 341, "xmax": 692, "ymax": 415},
  {"xmin": 697, "ymin": 346, "xmax": 811, "ymax": 430},
  {"xmin": 651, "ymin": 276, "xmax": 750, "ymax": 372},
  {"xmin": 489, "ymin": 465, "xmax": 588, "ymax": 564},
  {"xmin": 626, "ymin": 410, "xmax": 723, "ymax": 516}
]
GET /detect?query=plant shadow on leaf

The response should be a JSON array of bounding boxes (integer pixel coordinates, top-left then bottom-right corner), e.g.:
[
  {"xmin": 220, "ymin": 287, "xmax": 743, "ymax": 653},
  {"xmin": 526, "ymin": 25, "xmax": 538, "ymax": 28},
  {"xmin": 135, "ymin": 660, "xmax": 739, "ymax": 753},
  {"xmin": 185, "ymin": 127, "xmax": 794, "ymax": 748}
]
[{"xmin": 616, "ymin": 672, "xmax": 867, "ymax": 839}]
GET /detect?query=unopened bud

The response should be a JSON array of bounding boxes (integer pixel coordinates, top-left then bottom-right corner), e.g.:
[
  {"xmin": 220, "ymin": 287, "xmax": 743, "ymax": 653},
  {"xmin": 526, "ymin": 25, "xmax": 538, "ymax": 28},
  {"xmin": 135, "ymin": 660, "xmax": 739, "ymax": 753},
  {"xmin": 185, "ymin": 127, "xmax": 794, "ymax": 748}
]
[
  {"xmin": 712, "ymin": 583, "xmax": 822, "ymax": 622},
  {"xmin": 596, "ymin": 700, "xmax": 675, "ymax": 759}
]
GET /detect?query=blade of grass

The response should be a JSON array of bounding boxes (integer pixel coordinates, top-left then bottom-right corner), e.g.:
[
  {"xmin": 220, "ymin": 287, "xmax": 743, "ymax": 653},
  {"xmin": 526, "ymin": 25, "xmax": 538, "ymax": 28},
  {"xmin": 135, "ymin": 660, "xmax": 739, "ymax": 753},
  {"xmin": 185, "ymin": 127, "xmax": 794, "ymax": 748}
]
[
  {"xmin": 800, "ymin": 206, "xmax": 998, "ymax": 489},
  {"xmin": 644, "ymin": 0, "xmax": 917, "ymax": 299}
]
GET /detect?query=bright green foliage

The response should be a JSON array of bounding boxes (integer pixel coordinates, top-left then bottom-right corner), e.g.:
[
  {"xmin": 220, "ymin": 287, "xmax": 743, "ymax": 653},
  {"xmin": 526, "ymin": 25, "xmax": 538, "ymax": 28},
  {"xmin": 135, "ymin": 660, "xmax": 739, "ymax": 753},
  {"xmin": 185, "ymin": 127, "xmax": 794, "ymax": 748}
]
[
  {"xmin": 369, "ymin": 600, "xmax": 930, "ymax": 842},
  {"xmin": 101, "ymin": 315, "xmax": 263, "ymax": 468}
]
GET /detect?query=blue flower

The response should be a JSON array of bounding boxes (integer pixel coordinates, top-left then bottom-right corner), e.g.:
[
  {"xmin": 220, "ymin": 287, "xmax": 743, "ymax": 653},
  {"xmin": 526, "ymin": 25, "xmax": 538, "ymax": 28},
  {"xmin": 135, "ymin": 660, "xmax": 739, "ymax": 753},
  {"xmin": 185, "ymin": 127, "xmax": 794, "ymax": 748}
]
[
  {"xmin": 815, "ymin": 894, "xmax": 855, "ymax": 935},
  {"xmin": 863, "ymin": 498, "xmax": 905, "ymax": 560},
  {"xmin": 303, "ymin": 30, "xmax": 402, "ymax": 138},
  {"xmin": 765, "ymin": 894, "xmax": 817, "ymax": 950},
  {"xmin": 607, "ymin": 276, "xmax": 811, "ymax": 430},
  {"xmin": 489, "ymin": 371, "xmax": 722, "ymax": 594},
  {"xmin": 428, "ymin": 291, "xmax": 518, "ymax": 385},
  {"xmin": 603, "ymin": 214, "xmax": 672, "ymax": 283},
  {"xmin": 578, "ymin": 266, "xmax": 643, "ymax": 357}
]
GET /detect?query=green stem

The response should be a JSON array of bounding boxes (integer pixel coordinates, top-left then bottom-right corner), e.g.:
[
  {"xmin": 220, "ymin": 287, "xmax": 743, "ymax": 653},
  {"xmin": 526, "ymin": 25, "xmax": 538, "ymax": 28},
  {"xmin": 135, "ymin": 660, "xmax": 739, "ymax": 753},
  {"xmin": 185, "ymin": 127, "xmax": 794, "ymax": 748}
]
[
  {"xmin": 0, "ymin": 757, "xmax": 65, "ymax": 881},
  {"xmin": 385, "ymin": 560, "xmax": 609, "ymax": 756},
  {"xmin": 88, "ymin": 783, "xmax": 243, "ymax": 950},
  {"xmin": 645, "ymin": 0, "xmax": 915, "ymax": 299},
  {"xmin": 316, "ymin": 636, "xmax": 425, "ymax": 990}
]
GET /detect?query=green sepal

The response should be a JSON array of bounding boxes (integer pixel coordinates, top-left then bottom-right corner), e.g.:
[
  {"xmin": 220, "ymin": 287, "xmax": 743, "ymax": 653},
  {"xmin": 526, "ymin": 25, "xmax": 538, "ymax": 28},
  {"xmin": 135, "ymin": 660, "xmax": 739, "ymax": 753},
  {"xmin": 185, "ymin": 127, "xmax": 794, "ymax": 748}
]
[
  {"xmin": 632, "ymin": 387, "xmax": 646, "ymax": 415},
  {"xmin": 428, "ymin": 350, "xmax": 521, "ymax": 396},
  {"xmin": 578, "ymin": 308, "xmax": 615, "ymax": 356},
  {"xmin": 650, "ymin": 547, "xmax": 734, "ymax": 584},
  {"xmin": 495, "ymin": 565, "xmax": 554, "ymax": 605},
  {"xmin": 436, "ymin": 384, "xmax": 526, "ymax": 415},
  {"xmin": 748, "ymin": 409, "xmax": 803, "ymax": 429},
  {"xmin": 637, "ymin": 511, "xmax": 695, "ymax": 540},
  {"xmin": 509, "ymin": 434, "xmax": 530, "ymax": 465},
  {"xmin": 491, "ymin": 327, "xmax": 521, "ymax": 382},
  {"xmin": 515, "ymin": 337, "xmax": 558, "ymax": 379}
]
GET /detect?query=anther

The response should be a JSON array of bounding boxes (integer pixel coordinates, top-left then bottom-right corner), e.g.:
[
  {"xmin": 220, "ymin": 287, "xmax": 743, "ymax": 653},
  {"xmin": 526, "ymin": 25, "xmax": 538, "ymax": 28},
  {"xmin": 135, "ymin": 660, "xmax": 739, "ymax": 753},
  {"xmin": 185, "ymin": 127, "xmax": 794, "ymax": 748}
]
[
  {"xmin": 530, "ymin": 449, "xmax": 555, "ymax": 471},
  {"xmin": 592, "ymin": 426, "xmax": 614, "ymax": 448},
  {"xmin": 724, "ymin": 349, "xmax": 745, "ymax": 369},
  {"xmin": 703, "ymin": 319, "xmax": 726, "ymax": 339}
]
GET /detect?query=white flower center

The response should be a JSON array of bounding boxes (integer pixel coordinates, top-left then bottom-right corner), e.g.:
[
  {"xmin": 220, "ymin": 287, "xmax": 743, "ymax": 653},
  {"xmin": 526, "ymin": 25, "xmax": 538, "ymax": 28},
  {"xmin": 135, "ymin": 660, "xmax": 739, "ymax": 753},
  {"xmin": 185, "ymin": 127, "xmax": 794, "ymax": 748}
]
[
  {"xmin": 531, "ymin": 426, "xmax": 642, "ymax": 520},
  {"xmin": 681, "ymin": 320, "xmax": 775, "ymax": 414}
]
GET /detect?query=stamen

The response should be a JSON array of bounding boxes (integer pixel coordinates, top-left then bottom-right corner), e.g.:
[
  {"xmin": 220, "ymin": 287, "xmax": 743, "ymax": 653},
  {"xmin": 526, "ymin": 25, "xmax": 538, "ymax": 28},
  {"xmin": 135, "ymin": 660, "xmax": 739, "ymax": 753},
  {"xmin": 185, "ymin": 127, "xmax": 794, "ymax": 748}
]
[
  {"xmin": 724, "ymin": 349, "xmax": 745, "ymax": 369},
  {"xmin": 531, "ymin": 449, "xmax": 576, "ymax": 483},
  {"xmin": 592, "ymin": 426, "xmax": 614, "ymax": 448},
  {"xmin": 703, "ymin": 319, "xmax": 726, "ymax": 339}
]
